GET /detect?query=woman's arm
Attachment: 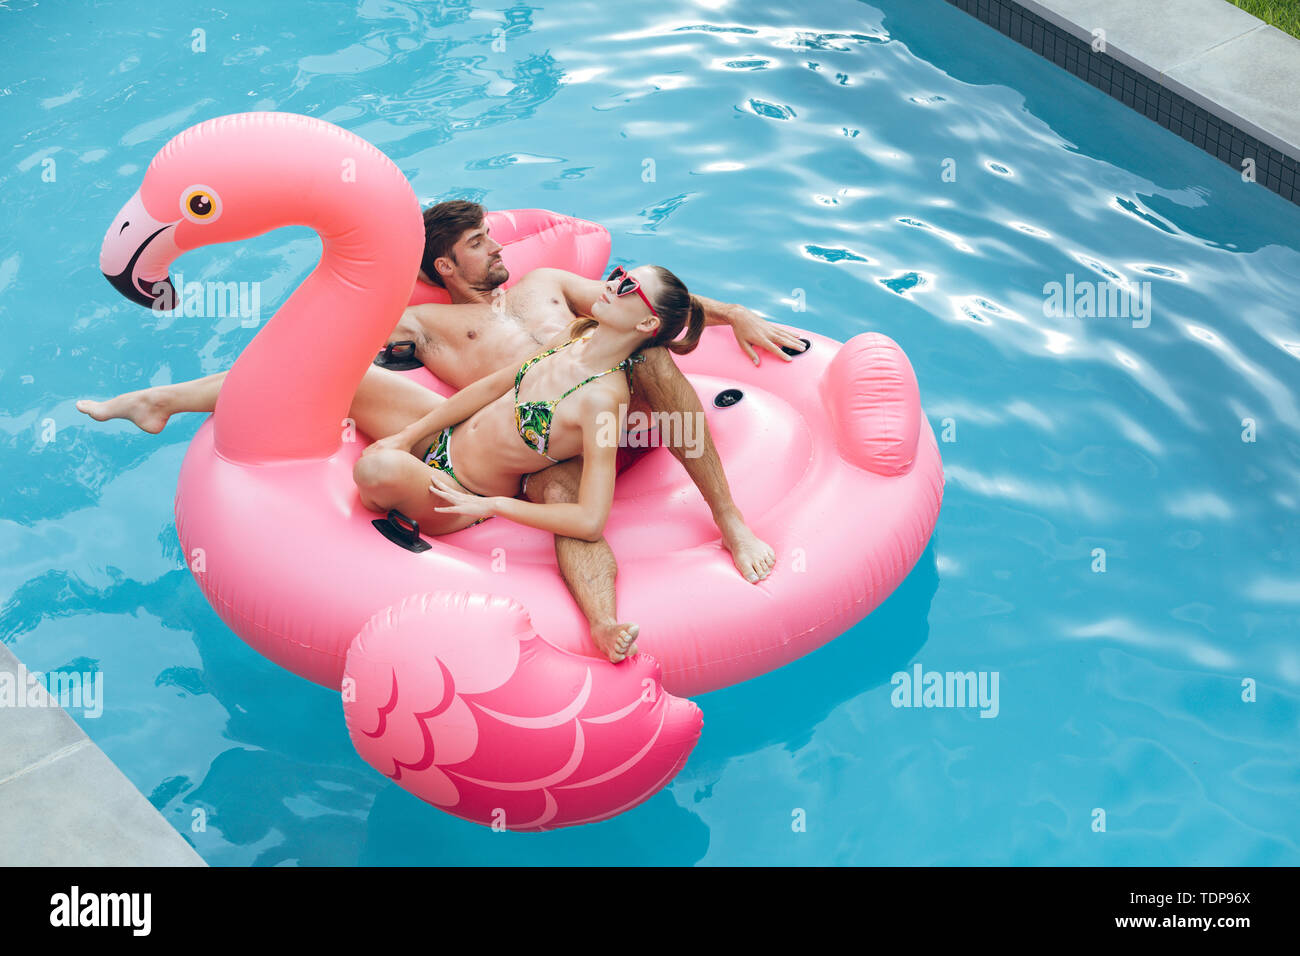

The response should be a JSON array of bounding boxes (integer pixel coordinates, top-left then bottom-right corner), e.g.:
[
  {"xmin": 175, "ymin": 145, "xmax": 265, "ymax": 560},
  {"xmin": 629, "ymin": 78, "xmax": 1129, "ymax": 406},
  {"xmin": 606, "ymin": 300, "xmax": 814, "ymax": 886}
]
[
  {"xmin": 395, "ymin": 363, "xmax": 518, "ymax": 454},
  {"xmin": 429, "ymin": 388, "xmax": 622, "ymax": 541},
  {"xmin": 383, "ymin": 329, "xmax": 579, "ymax": 457}
]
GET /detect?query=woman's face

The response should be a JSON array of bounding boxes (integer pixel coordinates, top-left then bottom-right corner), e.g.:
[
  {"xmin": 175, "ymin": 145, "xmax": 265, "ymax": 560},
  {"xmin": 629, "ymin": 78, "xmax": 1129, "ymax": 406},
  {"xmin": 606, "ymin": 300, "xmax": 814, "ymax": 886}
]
[{"xmin": 591, "ymin": 265, "xmax": 662, "ymax": 338}]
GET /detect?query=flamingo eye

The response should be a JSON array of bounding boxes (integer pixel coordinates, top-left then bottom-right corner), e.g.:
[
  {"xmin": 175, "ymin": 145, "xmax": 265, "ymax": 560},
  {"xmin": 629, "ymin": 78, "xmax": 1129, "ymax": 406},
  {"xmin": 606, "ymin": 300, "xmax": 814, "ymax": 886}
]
[{"xmin": 180, "ymin": 185, "xmax": 221, "ymax": 223}]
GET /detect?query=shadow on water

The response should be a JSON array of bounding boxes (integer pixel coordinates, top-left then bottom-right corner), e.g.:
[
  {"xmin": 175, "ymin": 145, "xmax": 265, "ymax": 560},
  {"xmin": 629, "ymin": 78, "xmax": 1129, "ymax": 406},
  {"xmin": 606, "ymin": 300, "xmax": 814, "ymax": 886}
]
[
  {"xmin": 184, "ymin": 747, "xmax": 377, "ymax": 867},
  {"xmin": 691, "ymin": 539, "xmax": 940, "ymax": 762},
  {"xmin": 0, "ymin": 561, "xmax": 352, "ymax": 757},
  {"xmin": 358, "ymin": 767, "xmax": 714, "ymax": 865}
]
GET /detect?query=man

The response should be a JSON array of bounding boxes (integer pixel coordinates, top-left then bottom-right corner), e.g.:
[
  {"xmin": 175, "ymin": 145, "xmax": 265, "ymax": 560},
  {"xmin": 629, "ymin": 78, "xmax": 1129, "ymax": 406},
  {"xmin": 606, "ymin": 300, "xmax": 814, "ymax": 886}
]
[{"xmin": 78, "ymin": 201, "xmax": 808, "ymax": 662}]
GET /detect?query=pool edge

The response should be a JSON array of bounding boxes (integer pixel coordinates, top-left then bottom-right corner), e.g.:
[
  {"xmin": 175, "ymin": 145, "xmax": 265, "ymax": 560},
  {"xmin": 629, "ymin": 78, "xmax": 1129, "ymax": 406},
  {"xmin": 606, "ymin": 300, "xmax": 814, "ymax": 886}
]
[
  {"xmin": 0, "ymin": 643, "xmax": 206, "ymax": 867},
  {"xmin": 945, "ymin": 0, "xmax": 1300, "ymax": 206}
]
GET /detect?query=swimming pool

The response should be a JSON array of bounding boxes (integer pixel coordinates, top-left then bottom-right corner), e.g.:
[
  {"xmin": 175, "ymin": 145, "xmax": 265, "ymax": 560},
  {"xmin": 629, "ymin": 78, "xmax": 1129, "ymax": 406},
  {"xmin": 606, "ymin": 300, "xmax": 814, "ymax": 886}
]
[{"xmin": 2, "ymin": 0, "xmax": 1297, "ymax": 864}]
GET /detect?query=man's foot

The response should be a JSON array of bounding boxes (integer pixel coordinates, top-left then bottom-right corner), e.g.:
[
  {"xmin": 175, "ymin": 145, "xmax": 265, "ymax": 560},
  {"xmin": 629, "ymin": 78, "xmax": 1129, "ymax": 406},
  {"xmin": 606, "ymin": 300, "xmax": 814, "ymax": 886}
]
[
  {"xmin": 591, "ymin": 621, "xmax": 639, "ymax": 664},
  {"xmin": 717, "ymin": 510, "xmax": 776, "ymax": 583},
  {"xmin": 75, "ymin": 388, "xmax": 171, "ymax": 434}
]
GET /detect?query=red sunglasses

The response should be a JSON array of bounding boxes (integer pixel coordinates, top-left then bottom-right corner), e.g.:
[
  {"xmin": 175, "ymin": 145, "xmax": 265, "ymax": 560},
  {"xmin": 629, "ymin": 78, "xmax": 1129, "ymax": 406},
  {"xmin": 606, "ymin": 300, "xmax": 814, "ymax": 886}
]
[{"xmin": 606, "ymin": 266, "xmax": 659, "ymax": 318}]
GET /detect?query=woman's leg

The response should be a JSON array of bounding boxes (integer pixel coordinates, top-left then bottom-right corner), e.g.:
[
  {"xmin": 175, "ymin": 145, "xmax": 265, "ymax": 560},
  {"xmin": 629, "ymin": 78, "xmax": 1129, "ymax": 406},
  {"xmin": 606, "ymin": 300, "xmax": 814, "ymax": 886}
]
[{"xmin": 352, "ymin": 447, "xmax": 481, "ymax": 534}]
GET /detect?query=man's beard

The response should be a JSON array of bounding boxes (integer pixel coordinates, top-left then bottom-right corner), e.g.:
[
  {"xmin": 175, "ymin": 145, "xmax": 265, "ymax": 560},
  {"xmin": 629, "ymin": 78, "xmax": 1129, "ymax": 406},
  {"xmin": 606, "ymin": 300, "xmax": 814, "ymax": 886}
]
[{"xmin": 469, "ymin": 259, "xmax": 509, "ymax": 293}]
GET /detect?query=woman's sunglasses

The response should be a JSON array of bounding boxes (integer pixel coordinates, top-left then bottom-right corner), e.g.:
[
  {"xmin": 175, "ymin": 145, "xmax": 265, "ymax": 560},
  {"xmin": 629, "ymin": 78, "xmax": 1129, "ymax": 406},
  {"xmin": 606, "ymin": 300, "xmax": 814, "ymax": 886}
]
[{"xmin": 606, "ymin": 266, "xmax": 659, "ymax": 318}]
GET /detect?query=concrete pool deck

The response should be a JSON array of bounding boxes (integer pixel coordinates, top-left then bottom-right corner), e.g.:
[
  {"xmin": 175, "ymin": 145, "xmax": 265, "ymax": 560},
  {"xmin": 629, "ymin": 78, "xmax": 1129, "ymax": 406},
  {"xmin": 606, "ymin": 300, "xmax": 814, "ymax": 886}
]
[
  {"xmin": 948, "ymin": 0, "xmax": 1300, "ymax": 204},
  {"xmin": 1025, "ymin": 0, "xmax": 1300, "ymax": 155},
  {"xmin": 0, "ymin": 643, "xmax": 205, "ymax": 866}
]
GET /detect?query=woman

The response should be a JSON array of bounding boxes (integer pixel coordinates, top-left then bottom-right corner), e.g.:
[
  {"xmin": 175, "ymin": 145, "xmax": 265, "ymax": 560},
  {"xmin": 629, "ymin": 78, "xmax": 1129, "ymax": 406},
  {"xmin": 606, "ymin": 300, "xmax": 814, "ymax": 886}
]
[{"xmin": 352, "ymin": 265, "xmax": 703, "ymax": 659}]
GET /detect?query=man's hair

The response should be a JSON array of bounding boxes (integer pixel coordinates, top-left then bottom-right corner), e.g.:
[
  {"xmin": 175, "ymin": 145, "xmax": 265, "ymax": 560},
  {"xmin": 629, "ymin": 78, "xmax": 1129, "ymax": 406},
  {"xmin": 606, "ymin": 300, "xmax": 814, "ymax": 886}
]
[{"xmin": 421, "ymin": 200, "xmax": 487, "ymax": 288}]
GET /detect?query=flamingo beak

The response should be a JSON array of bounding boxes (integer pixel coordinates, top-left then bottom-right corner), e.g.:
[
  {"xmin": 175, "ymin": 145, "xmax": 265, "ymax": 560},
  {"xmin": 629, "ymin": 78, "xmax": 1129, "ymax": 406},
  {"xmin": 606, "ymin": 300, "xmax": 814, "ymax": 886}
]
[{"xmin": 100, "ymin": 190, "xmax": 180, "ymax": 308}]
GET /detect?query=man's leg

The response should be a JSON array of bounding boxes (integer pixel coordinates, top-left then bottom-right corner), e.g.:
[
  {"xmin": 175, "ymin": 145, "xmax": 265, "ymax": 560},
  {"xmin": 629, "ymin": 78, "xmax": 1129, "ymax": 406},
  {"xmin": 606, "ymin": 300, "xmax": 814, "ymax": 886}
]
[
  {"xmin": 522, "ymin": 460, "xmax": 639, "ymax": 664},
  {"xmin": 77, "ymin": 364, "xmax": 435, "ymax": 442},
  {"xmin": 345, "ymin": 365, "xmax": 443, "ymax": 443},
  {"xmin": 631, "ymin": 347, "xmax": 776, "ymax": 583},
  {"xmin": 76, "ymin": 371, "xmax": 228, "ymax": 433}
]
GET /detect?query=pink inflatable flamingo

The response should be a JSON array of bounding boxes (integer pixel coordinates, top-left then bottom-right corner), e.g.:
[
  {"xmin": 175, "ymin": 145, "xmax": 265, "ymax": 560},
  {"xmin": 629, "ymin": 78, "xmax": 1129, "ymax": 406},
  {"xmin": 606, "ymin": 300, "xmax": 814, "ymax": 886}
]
[
  {"xmin": 99, "ymin": 113, "xmax": 943, "ymax": 831},
  {"xmin": 98, "ymin": 113, "xmax": 705, "ymax": 830}
]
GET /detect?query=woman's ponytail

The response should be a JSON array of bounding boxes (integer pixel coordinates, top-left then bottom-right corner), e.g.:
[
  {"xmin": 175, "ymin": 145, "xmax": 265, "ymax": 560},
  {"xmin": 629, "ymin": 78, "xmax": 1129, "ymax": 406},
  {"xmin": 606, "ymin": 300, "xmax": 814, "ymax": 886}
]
[
  {"xmin": 641, "ymin": 267, "xmax": 705, "ymax": 356},
  {"xmin": 666, "ymin": 294, "xmax": 705, "ymax": 355}
]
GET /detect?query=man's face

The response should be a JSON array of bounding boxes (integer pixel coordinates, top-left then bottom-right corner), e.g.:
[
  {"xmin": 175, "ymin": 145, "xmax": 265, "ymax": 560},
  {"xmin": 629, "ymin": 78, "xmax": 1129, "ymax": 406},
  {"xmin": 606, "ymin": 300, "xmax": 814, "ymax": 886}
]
[{"xmin": 447, "ymin": 221, "xmax": 507, "ymax": 290}]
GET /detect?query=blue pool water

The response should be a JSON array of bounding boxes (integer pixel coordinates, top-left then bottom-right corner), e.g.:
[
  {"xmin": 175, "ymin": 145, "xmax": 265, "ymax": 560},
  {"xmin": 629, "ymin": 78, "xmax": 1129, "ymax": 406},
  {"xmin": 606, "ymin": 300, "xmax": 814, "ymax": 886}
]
[{"xmin": 2, "ymin": 0, "xmax": 1298, "ymax": 865}]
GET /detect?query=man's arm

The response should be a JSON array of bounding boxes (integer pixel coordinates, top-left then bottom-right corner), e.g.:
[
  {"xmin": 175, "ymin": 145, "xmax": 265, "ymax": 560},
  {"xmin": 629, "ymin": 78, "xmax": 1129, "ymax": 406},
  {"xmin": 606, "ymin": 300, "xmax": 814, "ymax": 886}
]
[
  {"xmin": 388, "ymin": 304, "xmax": 444, "ymax": 354},
  {"xmin": 543, "ymin": 267, "xmax": 808, "ymax": 365},
  {"xmin": 694, "ymin": 294, "xmax": 741, "ymax": 327},
  {"xmin": 692, "ymin": 294, "xmax": 808, "ymax": 365},
  {"xmin": 390, "ymin": 363, "xmax": 516, "ymax": 456}
]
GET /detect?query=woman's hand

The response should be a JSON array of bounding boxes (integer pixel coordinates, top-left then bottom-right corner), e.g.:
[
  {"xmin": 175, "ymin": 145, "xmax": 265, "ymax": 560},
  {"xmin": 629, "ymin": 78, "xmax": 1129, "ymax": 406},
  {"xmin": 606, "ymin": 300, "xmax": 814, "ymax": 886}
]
[
  {"xmin": 428, "ymin": 471, "xmax": 497, "ymax": 518},
  {"xmin": 727, "ymin": 306, "xmax": 809, "ymax": 365},
  {"xmin": 361, "ymin": 431, "xmax": 415, "ymax": 458}
]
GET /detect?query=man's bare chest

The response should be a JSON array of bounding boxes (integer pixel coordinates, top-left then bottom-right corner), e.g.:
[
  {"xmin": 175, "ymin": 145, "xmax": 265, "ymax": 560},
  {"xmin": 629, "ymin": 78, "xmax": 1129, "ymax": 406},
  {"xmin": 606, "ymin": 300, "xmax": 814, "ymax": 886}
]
[{"xmin": 503, "ymin": 281, "xmax": 575, "ymax": 335}]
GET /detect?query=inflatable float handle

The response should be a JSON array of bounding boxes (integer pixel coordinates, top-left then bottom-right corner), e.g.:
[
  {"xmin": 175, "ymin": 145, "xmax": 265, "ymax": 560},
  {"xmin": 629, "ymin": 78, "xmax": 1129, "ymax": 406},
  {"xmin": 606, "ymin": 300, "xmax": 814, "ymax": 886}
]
[{"xmin": 820, "ymin": 332, "xmax": 922, "ymax": 477}]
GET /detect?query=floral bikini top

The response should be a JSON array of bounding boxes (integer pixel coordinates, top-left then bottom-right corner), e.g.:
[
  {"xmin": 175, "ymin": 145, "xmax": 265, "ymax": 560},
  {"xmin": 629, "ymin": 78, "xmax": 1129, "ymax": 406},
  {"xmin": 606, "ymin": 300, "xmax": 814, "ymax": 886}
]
[{"xmin": 514, "ymin": 335, "xmax": 635, "ymax": 463}]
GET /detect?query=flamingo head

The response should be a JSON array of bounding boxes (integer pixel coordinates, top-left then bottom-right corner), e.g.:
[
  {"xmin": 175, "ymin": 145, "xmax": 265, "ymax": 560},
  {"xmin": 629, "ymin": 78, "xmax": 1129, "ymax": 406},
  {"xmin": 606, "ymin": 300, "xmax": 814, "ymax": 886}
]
[
  {"xmin": 99, "ymin": 113, "xmax": 355, "ymax": 309},
  {"xmin": 100, "ymin": 174, "xmax": 244, "ymax": 309}
]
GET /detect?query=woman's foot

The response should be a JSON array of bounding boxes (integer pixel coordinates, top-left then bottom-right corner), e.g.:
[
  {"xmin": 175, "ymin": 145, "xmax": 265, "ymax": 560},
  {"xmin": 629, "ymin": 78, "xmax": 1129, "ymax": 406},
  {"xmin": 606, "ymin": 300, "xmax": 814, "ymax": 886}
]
[
  {"xmin": 591, "ymin": 621, "xmax": 639, "ymax": 664},
  {"xmin": 75, "ymin": 388, "xmax": 171, "ymax": 434},
  {"xmin": 717, "ymin": 510, "xmax": 776, "ymax": 583}
]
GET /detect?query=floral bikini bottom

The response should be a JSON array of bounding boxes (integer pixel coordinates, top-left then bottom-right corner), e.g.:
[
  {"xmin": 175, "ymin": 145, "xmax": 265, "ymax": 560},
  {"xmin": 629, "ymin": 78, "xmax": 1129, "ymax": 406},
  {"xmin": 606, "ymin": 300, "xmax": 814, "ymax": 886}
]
[
  {"xmin": 422, "ymin": 417, "xmax": 659, "ymax": 530},
  {"xmin": 423, "ymin": 424, "xmax": 493, "ymax": 527}
]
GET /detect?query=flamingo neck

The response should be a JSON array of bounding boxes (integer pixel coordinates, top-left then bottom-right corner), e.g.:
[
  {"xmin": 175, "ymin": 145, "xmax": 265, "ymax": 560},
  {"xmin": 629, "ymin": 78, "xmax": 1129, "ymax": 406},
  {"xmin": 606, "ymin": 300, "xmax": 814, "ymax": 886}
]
[{"xmin": 204, "ymin": 120, "xmax": 423, "ymax": 464}]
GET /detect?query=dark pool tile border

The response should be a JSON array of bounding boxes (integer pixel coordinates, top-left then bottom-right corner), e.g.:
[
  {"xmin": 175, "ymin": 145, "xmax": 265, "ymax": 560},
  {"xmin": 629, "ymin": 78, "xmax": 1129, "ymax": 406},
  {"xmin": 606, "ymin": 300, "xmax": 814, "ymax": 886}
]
[{"xmin": 945, "ymin": 0, "xmax": 1300, "ymax": 206}]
